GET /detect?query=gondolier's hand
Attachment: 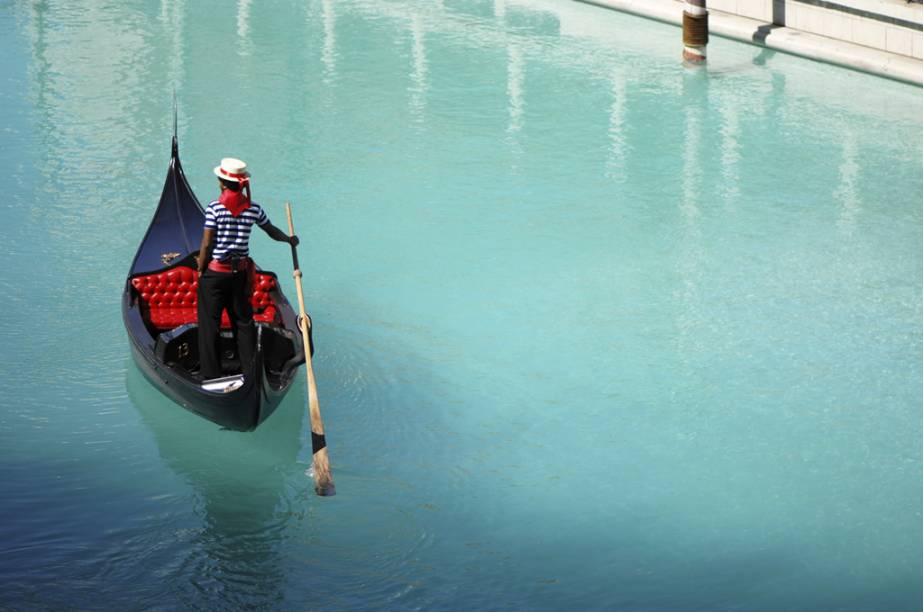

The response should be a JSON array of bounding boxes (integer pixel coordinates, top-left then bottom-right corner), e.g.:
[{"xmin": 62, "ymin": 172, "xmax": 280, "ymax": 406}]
[{"xmin": 289, "ymin": 235, "xmax": 299, "ymax": 247}]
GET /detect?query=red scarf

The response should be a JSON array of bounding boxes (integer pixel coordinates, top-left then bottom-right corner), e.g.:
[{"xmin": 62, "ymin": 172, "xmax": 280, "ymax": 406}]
[{"xmin": 219, "ymin": 178, "xmax": 251, "ymax": 217}]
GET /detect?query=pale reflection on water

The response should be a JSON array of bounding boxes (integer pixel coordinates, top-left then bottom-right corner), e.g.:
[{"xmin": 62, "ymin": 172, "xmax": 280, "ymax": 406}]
[
  {"xmin": 409, "ymin": 13, "xmax": 428, "ymax": 124},
  {"xmin": 322, "ymin": 0, "xmax": 337, "ymax": 84}
]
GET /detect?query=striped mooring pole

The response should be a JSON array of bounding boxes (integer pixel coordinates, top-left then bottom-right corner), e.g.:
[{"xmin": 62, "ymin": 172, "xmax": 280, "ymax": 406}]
[{"xmin": 682, "ymin": 0, "xmax": 708, "ymax": 64}]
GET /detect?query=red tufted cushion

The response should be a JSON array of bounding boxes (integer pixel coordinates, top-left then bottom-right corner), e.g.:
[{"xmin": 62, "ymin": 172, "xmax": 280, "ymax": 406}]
[{"xmin": 131, "ymin": 267, "xmax": 280, "ymax": 330}]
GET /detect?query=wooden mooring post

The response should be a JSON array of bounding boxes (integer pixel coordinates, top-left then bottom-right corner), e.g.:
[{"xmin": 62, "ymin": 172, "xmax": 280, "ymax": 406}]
[{"xmin": 682, "ymin": 0, "xmax": 708, "ymax": 64}]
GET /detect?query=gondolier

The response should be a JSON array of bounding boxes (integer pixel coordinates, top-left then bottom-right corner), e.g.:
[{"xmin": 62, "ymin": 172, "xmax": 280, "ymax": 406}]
[{"xmin": 195, "ymin": 157, "xmax": 298, "ymax": 382}]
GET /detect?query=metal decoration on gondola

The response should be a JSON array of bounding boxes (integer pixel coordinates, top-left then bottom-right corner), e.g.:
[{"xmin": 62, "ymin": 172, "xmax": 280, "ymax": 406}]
[{"xmin": 161, "ymin": 251, "xmax": 181, "ymax": 265}]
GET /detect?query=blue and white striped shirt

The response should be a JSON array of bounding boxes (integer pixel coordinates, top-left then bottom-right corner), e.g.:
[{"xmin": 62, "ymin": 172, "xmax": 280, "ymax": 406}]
[{"xmin": 204, "ymin": 201, "xmax": 269, "ymax": 260}]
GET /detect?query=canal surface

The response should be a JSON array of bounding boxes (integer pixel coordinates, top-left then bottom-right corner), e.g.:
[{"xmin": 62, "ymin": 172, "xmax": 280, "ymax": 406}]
[{"xmin": 2, "ymin": 0, "xmax": 922, "ymax": 609}]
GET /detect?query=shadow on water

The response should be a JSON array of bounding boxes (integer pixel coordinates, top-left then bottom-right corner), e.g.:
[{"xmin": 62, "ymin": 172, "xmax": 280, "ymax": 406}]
[
  {"xmin": 125, "ymin": 363, "xmax": 305, "ymax": 610},
  {"xmin": 752, "ymin": 46, "xmax": 778, "ymax": 66}
]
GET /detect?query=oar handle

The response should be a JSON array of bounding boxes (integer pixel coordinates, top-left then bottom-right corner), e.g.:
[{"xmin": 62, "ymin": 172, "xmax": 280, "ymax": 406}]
[
  {"xmin": 286, "ymin": 201, "xmax": 335, "ymax": 497},
  {"xmin": 286, "ymin": 204, "xmax": 300, "ymax": 271}
]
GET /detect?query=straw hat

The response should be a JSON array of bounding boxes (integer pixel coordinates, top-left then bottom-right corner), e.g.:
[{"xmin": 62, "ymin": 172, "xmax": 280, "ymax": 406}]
[{"xmin": 214, "ymin": 157, "xmax": 250, "ymax": 183}]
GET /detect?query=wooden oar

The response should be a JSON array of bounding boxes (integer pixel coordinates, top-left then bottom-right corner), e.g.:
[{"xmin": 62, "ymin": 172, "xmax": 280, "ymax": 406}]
[{"xmin": 286, "ymin": 202, "xmax": 335, "ymax": 496}]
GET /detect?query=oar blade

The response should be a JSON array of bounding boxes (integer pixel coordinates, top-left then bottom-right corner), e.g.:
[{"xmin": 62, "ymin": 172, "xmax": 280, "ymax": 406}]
[
  {"xmin": 287, "ymin": 201, "xmax": 336, "ymax": 497},
  {"xmin": 313, "ymin": 448, "xmax": 336, "ymax": 496}
]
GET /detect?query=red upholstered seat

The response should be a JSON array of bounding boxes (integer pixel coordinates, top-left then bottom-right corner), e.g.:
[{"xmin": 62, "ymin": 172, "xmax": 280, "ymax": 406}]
[{"xmin": 131, "ymin": 266, "xmax": 280, "ymax": 330}]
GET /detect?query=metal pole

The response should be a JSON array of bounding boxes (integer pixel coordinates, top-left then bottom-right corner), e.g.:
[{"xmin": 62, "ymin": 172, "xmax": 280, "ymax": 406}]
[{"xmin": 683, "ymin": 0, "xmax": 708, "ymax": 64}]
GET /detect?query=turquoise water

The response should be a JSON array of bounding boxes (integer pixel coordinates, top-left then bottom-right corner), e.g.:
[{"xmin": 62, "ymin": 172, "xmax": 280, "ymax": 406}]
[{"xmin": 3, "ymin": 0, "xmax": 923, "ymax": 609}]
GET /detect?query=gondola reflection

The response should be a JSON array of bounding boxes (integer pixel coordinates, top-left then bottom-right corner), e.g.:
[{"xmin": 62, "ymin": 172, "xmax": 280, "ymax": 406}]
[{"xmin": 125, "ymin": 361, "xmax": 305, "ymax": 607}]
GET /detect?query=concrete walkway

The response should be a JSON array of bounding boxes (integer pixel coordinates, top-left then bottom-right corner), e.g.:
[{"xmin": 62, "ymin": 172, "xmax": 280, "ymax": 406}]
[{"xmin": 577, "ymin": 0, "xmax": 923, "ymax": 86}]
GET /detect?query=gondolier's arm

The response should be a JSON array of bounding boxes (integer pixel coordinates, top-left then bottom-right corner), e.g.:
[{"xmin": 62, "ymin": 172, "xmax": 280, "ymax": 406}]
[
  {"xmin": 260, "ymin": 222, "xmax": 299, "ymax": 246},
  {"xmin": 196, "ymin": 229, "xmax": 215, "ymax": 276}
]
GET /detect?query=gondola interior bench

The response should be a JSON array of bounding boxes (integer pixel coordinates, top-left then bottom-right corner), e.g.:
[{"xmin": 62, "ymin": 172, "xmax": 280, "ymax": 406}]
[{"xmin": 130, "ymin": 265, "xmax": 280, "ymax": 331}]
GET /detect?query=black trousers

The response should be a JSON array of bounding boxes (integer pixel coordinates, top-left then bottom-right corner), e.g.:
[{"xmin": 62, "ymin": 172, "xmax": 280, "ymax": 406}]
[{"xmin": 197, "ymin": 269, "xmax": 255, "ymax": 379}]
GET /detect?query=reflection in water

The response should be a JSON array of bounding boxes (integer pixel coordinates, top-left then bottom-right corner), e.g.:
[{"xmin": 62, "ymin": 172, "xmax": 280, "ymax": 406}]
[
  {"xmin": 767, "ymin": 69, "xmax": 787, "ymax": 131},
  {"xmin": 606, "ymin": 69, "xmax": 626, "ymax": 179},
  {"xmin": 237, "ymin": 0, "xmax": 252, "ymax": 46},
  {"xmin": 23, "ymin": 0, "xmax": 155, "ymax": 251},
  {"xmin": 494, "ymin": 0, "xmax": 507, "ymax": 21},
  {"xmin": 237, "ymin": 0, "xmax": 253, "ymax": 59},
  {"xmin": 409, "ymin": 14, "xmax": 427, "ymax": 124},
  {"xmin": 161, "ymin": 0, "xmax": 185, "ymax": 91},
  {"xmin": 125, "ymin": 364, "xmax": 305, "ymax": 608},
  {"xmin": 25, "ymin": 1, "xmax": 50, "ymax": 129},
  {"xmin": 681, "ymin": 109, "xmax": 701, "ymax": 224},
  {"xmin": 835, "ymin": 132, "xmax": 860, "ymax": 237},
  {"xmin": 322, "ymin": 0, "xmax": 337, "ymax": 84},
  {"xmin": 716, "ymin": 90, "xmax": 741, "ymax": 204},
  {"xmin": 506, "ymin": 44, "xmax": 523, "ymax": 135},
  {"xmin": 676, "ymin": 74, "xmax": 706, "ymax": 367}
]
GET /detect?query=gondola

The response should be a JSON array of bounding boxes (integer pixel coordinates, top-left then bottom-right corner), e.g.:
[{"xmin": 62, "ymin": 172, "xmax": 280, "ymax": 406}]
[{"xmin": 122, "ymin": 130, "xmax": 308, "ymax": 431}]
